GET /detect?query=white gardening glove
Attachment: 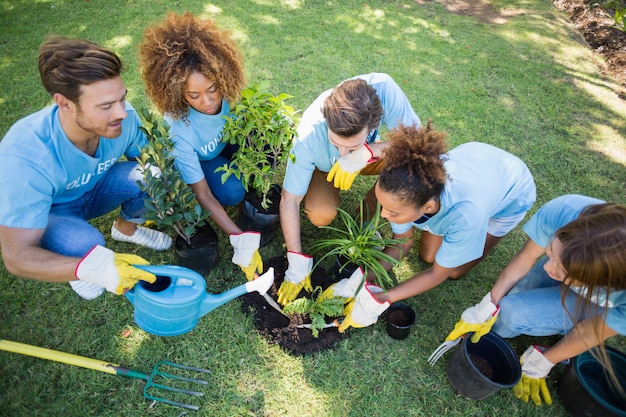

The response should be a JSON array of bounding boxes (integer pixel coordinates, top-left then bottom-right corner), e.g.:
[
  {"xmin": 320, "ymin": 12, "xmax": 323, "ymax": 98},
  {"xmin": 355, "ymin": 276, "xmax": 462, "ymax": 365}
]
[
  {"xmin": 338, "ymin": 283, "xmax": 390, "ymax": 332},
  {"xmin": 326, "ymin": 144, "xmax": 375, "ymax": 190},
  {"xmin": 229, "ymin": 232, "xmax": 263, "ymax": 281},
  {"xmin": 445, "ymin": 292, "xmax": 500, "ymax": 343},
  {"xmin": 322, "ymin": 267, "xmax": 364, "ymax": 300},
  {"xmin": 277, "ymin": 252, "xmax": 314, "ymax": 305},
  {"xmin": 75, "ymin": 245, "xmax": 156, "ymax": 295},
  {"xmin": 513, "ymin": 345, "xmax": 555, "ymax": 406}
]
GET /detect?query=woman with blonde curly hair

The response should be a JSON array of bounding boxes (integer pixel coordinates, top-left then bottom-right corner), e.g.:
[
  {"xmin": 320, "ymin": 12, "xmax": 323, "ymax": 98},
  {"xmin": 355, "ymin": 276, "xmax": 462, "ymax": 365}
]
[
  {"xmin": 338, "ymin": 122, "xmax": 536, "ymax": 332},
  {"xmin": 138, "ymin": 12, "xmax": 262, "ymax": 281}
]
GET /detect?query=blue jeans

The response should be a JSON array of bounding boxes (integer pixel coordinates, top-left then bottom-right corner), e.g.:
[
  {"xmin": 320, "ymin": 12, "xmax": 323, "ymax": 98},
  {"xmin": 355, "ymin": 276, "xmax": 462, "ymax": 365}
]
[
  {"xmin": 40, "ymin": 161, "xmax": 148, "ymax": 257},
  {"xmin": 200, "ymin": 142, "xmax": 246, "ymax": 207},
  {"xmin": 492, "ymin": 258, "xmax": 595, "ymax": 338}
]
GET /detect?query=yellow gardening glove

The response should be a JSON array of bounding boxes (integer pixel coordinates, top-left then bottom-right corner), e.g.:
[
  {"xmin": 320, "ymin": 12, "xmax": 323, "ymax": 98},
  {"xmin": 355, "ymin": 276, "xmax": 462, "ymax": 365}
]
[
  {"xmin": 445, "ymin": 292, "xmax": 499, "ymax": 343},
  {"xmin": 230, "ymin": 232, "xmax": 263, "ymax": 281},
  {"xmin": 277, "ymin": 252, "xmax": 313, "ymax": 305},
  {"xmin": 75, "ymin": 245, "xmax": 156, "ymax": 295},
  {"xmin": 513, "ymin": 345, "xmax": 554, "ymax": 406},
  {"xmin": 326, "ymin": 144, "xmax": 375, "ymax": 191},
  {"xmin": 338, "ymin": 284, "xmax": 389, "ymax": 333}
]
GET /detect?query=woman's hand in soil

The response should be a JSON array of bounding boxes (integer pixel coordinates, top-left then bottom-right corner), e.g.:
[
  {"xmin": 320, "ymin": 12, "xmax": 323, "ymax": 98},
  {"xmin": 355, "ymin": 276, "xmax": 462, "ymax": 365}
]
[
  {"xmin": 229, "ymin": 232, "xmax": 263, "ymax": 281},
  {"xmin": 277, "ymin": 252, "xmax": 313, "ymax": 305},
  {"xmin": 338, "ymin": 284, "xmax": 390, "ymax": 333},
  {"xmin": 75, "ymin": 245, "xmax": 156, "ymax": 295},
  {"xmin": 446, "ymin": 292, "xmax": 499, "ymax": 343},
  {"xmin": 322, "ymin": 267, "xmax": 364, "ymax": 300},
  {"xmin": 513, "ymin": 345, "xmax": 554, "ymax": 406}
]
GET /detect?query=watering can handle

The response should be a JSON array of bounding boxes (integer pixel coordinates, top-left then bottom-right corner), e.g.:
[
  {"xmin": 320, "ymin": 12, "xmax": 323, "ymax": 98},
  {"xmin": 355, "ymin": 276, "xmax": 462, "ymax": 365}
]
[{"xmin": 133, "ymin": 264, "xmax": 205, "ymax": 286}]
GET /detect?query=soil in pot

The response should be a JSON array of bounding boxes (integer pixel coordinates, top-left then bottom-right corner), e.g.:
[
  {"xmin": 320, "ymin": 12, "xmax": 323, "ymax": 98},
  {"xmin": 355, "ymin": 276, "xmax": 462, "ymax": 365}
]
[
  {"xmin": 240, "ymin": 256, "xmax": 347, "ymax": 355},
  {"xmin": 174, "ymin": 223, "xmax": 218, "ymax": 276},
  {"xmin": 385, "ymin": 303, "xmax": 416, "ymax": 340},
  {"xmin": 237, "ymin": 184, "xmax": 281, "ymax": 247},
  {"xmin": 469, "ymin": 354, "xmax": 494, "ymax": 380}
]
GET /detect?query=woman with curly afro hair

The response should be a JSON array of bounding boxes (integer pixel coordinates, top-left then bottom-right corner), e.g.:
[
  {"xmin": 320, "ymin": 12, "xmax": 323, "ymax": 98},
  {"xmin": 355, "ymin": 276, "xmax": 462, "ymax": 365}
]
[
  {"xmin": 138, "ymin": 12, "xmax": 263, "ymax": 281},
  {"xmin": 339, "ymin": 122, "xmax": 536, "ymax": 332}
]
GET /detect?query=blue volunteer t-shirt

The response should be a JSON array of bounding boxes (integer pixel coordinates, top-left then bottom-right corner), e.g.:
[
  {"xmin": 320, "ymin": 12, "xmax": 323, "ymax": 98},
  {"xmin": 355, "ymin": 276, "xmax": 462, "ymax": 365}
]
[
  {"xmin": 283, "ymin": 73, "xmax": 421, "ymax": 196},
  {"xmin": 391, "ymin": 142, "xmax": 536, "ymax": 268},
  {"xmin": 165, "ymin": 100, "xmax": 229, "ymax": 185},
  {"xmin": 522, "ymin": 194, "xmax": 626, "ymax": 335},
  {"xmin": 0, "ymin": 102, "xmax": 146, "ymax": 229}
]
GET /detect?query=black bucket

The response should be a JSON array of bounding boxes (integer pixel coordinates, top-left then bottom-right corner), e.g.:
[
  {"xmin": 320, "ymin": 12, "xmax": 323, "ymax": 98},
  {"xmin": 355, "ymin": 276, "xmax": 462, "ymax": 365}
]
[
  {"xmin": 557, "ymin": 346, "xmax": 626, "ymax": 417},
  {"xmin": 446, "ymin": 332, "xmax": 521, "ymax": 400}
]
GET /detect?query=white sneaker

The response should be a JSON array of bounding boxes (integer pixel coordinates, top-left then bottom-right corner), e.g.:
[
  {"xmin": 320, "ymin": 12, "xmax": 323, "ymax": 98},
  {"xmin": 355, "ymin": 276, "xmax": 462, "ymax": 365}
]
[
  {"xmin": 111, "ymin": 222, "xmax": 172, "ymax": 251},
  {"xmin": 69, "ymin": 280, "xmax": 105, "ymax": 300}
]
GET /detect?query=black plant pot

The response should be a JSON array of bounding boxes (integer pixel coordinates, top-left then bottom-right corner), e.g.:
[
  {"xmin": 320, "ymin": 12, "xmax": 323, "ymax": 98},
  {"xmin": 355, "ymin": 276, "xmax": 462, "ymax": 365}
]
[
  {"xmin": 173, "ymin": 223, "xmax": 218, "ymax": 276},
  {"xmin": 385, "ymin": 303, "xmax": 416, "ymax": 340},
  {"xmin": 557, "ymin": 346, "xmax": 626, "ymax": 417},
  {"xmin": 237, "ymin": 184, "xmax": 281, "ymax": 247},
  {"xmin": 333, "ymin": 255, "xmax": 359, "ymax": 280},
  {"xmin": 446, "ymin": 332, "xmax": 521, "ymax": 400}
]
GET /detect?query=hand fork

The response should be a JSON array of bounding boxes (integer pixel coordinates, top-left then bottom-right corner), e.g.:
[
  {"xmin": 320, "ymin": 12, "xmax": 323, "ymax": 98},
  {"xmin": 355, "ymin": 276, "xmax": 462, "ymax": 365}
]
[{"xmin": 427, "ymin": 337, "xmax": 462, "ymax": 366}]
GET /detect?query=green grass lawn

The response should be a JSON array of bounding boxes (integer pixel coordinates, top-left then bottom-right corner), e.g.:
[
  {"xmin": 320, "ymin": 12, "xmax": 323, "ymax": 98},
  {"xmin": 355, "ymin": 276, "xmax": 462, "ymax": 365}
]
[{"xmin": 1, "ymin": 0, "xmax": 625, "ymax": 416}]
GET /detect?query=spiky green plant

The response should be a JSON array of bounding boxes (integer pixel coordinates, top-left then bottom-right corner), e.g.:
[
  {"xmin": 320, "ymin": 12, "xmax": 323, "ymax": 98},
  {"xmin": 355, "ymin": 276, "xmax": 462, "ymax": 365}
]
[{"xmin": 308, "ymin": 202, "xmax": 406, "ymax": 291}]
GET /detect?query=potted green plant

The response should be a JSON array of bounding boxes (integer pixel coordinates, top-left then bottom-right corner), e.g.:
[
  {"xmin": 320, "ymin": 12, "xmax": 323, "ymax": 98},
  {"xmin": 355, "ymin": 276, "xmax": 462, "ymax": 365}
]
[
  {"xmin": 283, "ymin": 286, "xmax": 346, "ymax": 337},
  {"xmin": 136, "ymin": 109, "xmax": 217, "ymax": 275},
  {"xmin": 217, "ymin": 82, "xmax": 299, "ymax": 246},
  {"xmin": 307, "ymin": 202, "xmax": 406, "ymax": 290}
]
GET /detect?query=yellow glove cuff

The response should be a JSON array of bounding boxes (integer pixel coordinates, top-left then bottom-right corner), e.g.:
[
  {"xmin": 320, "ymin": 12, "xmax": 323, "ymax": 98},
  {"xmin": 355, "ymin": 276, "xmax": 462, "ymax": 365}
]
[
  {"xmin": 112, "ymin": 253, "xmax": 156, "ymax": 295},
  {"xmin": 445, "ymin": 315, "xmax": 498, "ymax": 343},
  {"xmin": 240, "ymin": 251, "xmax": 263, "ymax": 281}
]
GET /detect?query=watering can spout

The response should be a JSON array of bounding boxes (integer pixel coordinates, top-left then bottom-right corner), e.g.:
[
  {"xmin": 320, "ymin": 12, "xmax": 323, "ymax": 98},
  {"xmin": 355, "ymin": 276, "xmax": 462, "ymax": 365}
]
[{"xmin": 200, "ymin": 268, "xmax": 274, "ymax": 316}]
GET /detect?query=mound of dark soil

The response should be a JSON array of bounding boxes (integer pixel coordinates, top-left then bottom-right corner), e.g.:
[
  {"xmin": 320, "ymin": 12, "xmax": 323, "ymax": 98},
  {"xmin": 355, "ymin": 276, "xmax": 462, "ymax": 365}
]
[{"xmin": 240, "ymin": 256, "xmax": 347, "ymax": 355}]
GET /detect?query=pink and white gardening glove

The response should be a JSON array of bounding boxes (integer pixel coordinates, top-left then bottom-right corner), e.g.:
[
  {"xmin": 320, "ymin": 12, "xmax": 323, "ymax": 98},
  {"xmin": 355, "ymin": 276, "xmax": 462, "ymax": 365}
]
[
  {"xmin": 338, "ymin": 283, "xmax": 390, "ymax": 333},
  {"xmin": 277, "ymin": 252, "xmax": 313, "ymax": 305},
  {"xmin": 513, "ymin": 345, "xmax": 555, "ymax": 406},
  {"xmin": 229, "ymin": 232, "xmax": 263, "ymax": 281},
  {"xmin": 75, "ymin": 245, "xmax": 156, "ymax": 295},
  {"xmin": 322, "ymin": 267, "xmax": 364, "ymax": 301},
  {"xmin": 445, "ymin": 292, "xmax": 500, "ymax": 343},
  {"xmin": 326, "ymin": 144, "xmax": 375, "ymax": 191}
]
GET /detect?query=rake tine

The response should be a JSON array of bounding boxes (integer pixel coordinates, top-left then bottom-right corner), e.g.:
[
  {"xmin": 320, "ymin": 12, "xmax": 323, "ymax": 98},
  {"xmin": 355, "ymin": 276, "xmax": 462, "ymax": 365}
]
[
  {"xmin": 144, "ymin": 393, "xmax": 201, "ymax": 411},
  {"xmin": 148, "ymin": 382, "xmax": 204, "ymax": 396},
  {"xmin": 143, "ymin": 360, "xmax": 213, "ymax": 410},
  {"xmin": 156, "ymin": 370, "xmax": 210, "ymax": 386}
]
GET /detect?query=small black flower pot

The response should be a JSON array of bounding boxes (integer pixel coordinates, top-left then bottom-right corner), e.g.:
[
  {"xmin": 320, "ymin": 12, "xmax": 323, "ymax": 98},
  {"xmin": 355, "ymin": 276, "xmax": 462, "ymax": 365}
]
[
  {"xmin": 385, "ymin": 303, "xmax": 415, "ymax": 340},
  {"xmin": 333, "ymin": 255, "xmax": 359, "ymax": 280},
  {"xmin": 173, "ymin": 223, "xmax": 218, "ymax": 276},
  {"xmin": 237, "ymin": 184, "xmax": 281, "ymax": 247}
]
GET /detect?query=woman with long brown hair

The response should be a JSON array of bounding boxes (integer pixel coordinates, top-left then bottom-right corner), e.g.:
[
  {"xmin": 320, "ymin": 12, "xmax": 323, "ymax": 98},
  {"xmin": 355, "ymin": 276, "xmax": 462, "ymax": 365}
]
[{"xmin": 446, "ymin": 194, "xmax": 626, "ymax": 406}]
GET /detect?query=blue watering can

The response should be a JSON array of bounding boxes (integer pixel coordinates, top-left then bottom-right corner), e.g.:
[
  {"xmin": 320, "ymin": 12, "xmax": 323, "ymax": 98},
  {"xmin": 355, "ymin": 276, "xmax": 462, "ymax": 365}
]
[{"xmin": 125, "ymin": 265, "xmax": 274, "ymax": 336}]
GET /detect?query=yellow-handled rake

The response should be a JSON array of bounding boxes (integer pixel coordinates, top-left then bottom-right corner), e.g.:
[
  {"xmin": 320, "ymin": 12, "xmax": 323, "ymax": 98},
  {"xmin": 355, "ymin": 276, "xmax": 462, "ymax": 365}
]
[{"xmin": 0, "ymin": 338, "xmax": 211, "ymax": 411}]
